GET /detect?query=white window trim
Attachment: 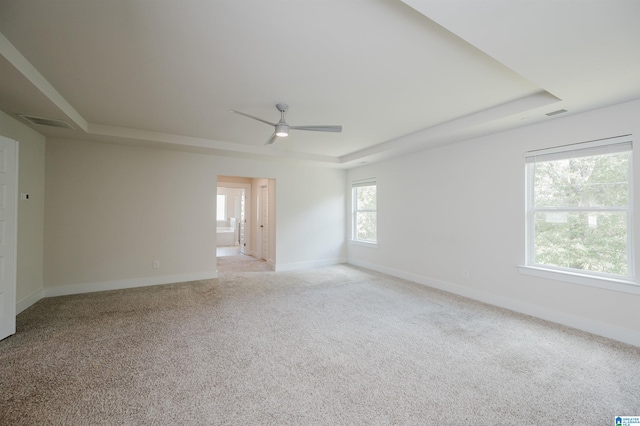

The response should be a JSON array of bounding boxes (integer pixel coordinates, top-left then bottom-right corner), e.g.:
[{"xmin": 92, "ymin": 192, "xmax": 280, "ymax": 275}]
[
  {"xmin": 522, "ymin": 135, "xmax": 638, "ymax": 292},
  {"xmin": 351, "ymin": 178, "xmax": 377, "ymax": 245},
  {"xmin": 349, "ymin": 240, "xmax": 378, "ymax": 248},
  {"xmin": 517, "ymin": 265, "xmax": 640, "ymax": 295}
]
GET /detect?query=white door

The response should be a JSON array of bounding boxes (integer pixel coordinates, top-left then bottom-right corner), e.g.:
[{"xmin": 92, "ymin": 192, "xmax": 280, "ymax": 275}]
[
  {"xmin": 0, "ymin": 136, "xmax": 18, "ymax": 341},
  {"xmin": 260, "ymin": 186, "xmax": 268, "ymax": 261}
]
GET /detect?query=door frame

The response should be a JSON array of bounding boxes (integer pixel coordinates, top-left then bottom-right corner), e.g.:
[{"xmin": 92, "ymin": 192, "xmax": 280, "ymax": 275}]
[
  {"xmin": 258, "ymin": 185, "xmax": 268, "ymax": 261},
  {"xmin": 0, "ymin": 136, "xmax": 18, "ymax": 341}
]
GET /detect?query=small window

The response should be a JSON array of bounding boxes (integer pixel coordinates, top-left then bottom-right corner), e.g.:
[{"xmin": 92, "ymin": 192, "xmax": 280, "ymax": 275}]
[
  {"xmin": 216, "ymin": 194, "xmax": 226, "ymax": 221},
  {"xmin": 525, "ymin": 136, "xmax": 634, "ymax": 280},
  {"xmin": 352, "ymin": 180, "xmax": 377, "ymax": 244}
]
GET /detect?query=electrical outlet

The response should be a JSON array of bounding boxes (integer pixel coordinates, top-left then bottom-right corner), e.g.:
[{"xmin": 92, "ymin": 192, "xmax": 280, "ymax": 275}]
[{"xmin": 153, "ymin": 260, "xmax": 160, "ymax": 269}]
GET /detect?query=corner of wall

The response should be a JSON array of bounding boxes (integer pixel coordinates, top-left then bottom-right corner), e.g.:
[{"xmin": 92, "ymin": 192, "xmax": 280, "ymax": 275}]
[
  {"xmin": 16, "ymin": 289, "xmax": 44, "ymax": 314},
  {"xmin": 0, "ymin": 110, "xmax": 46, "ymax": 313}
]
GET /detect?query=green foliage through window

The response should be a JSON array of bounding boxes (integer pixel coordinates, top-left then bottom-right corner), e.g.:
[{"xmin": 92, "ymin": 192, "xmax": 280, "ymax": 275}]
[
  {"xmin": 353, "ymin": 183, "xmax": 377, "ymax": 243},
  {"xmin": 527, "ymin": 141, "xmax": 632, "ymax": 278}
]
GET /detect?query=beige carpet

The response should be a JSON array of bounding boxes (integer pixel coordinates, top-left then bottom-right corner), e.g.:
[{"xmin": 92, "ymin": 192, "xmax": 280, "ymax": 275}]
[
  {"xmin": 1, "ymin": 264, "xmax": 639, "ymax": 425},
  {"xmin": 217, "ymin": 253, "xmax": 271, "ymax": 273},
  {"xmin": 216, "ymin": 246, "xmax": 242, "ymax": 257}
]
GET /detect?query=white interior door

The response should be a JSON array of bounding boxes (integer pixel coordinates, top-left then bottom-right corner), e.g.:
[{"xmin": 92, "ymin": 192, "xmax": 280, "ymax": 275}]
[
  {"xmin": 260, "ymin": 185, "xmax": 268, "ymax": 261},
  {"xmin": 0, "ymin": 136, "xmax": 18, "ymax": 341}
]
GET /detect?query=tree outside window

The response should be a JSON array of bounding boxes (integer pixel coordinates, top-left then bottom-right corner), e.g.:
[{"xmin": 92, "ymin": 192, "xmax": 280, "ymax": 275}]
[
  {"xmin": 526, "ymin": 140, "xmax": 633, "ymax": 278},
  {"xmin": 352, "ymin": 182, "xmax": 377, "ymax": 243}
]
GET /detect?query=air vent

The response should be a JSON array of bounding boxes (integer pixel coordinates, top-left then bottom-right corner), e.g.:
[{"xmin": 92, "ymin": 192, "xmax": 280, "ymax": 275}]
[
  {"xmin": 18, "ymin": 114, "xmax": 74, "ymax": 129},
  {"xmin": 545, "ymin": 109, "xmax": 568, "ymax": 117}
]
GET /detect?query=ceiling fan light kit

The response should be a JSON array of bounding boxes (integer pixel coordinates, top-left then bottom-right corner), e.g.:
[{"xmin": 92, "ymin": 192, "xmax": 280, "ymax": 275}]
[
  {"xmin": 275, "ymin": 123, "xmax": 289, "ymax": 137},
  {"xmin": 230, "ymin": 103, "xmax": 342, "ymax": 145}
]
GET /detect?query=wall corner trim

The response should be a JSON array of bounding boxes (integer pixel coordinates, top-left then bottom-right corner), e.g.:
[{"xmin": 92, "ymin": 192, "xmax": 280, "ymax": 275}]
[
  {"xmin": 16, "ymin": 289, "xmax": 44, "ymax": 314},
  {"xmin": 43, "ymin": 271, "xmax": 218, "ymax": 298},
  {"xmin": 275, "ymin": 257, "xmax": 347, "ymax": 272},
  {"xmin": 347, "ymin": 259, "xmax": 640, "ymax": 348}
]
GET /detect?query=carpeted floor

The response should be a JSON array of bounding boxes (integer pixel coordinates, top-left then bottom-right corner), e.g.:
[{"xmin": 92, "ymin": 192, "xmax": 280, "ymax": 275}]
[
  {"xmin": 217, "ymin": 253, "xmax": 271, "ymax": 273},
  {"xmin": 216, "ymin": 246, "xmax": 242, "ymax": 257},
  {"xmin": 1, "ymin": 264, "xmax": 639, "ymax": 425}
]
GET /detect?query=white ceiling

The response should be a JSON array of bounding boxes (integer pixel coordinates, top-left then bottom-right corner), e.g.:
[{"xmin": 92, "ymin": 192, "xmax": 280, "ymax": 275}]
[{"xmin": 0, "ymin": 0, "xmax": 638, "ymax": 168}]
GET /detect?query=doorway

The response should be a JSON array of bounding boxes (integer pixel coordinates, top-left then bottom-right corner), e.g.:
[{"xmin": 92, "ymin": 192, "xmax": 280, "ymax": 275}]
[
  {"xmin": 216, "ymin": 184, "xmax": 247, "ymax": 254},
  {"xmin": 216, "ymin": 176, "xmax": 275, "ymax": 272}
]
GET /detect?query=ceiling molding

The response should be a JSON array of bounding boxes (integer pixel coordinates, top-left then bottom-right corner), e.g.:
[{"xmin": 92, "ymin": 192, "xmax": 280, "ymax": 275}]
[
  {"xmin": 0, "ymin": 31, "xmax": 87, "ymax": 131},
  {"xmin": 1, "ymin": 1, "xmax": 639, "ymax": 168}
]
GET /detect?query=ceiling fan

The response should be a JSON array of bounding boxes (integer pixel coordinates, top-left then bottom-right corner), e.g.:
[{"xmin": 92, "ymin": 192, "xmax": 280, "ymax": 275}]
[{"xmin": 230, "ymin": 103, "xmax": 342, "ymax": 145}]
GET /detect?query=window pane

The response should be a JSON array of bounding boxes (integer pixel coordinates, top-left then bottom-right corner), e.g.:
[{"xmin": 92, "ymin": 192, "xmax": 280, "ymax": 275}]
[
  {"xmin": 356, "ymin": 211, "xmax": 377, "ymax": 242},
  {"xmin": 534, "ymin": 211, "xmax": 628, "ymax": 275},
  {"xmin": 534, "ymin": 152, "xmax": 629, "ymax": 208},
  {"xmin": 356, "ymin": 185, "xmax": 376, "ymax": 210},
  {"xmin": 216, "ymin": 194, "xmax": 226, "ymax": 221}
]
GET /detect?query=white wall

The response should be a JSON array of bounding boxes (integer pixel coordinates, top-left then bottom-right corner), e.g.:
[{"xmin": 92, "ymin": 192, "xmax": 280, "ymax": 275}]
[
  {"xmin": 44, "ymin": 137, "xmax": 346, "ymax": 294},
  {"xmin": 0, "ymin": 111, "xmax": 45, "ymax": 313},
  {"xmin": 44, "ymin": 138, "xmax": 218, "ymax": 294},
  {"xmin": 348, "ymin": 99, "xmax": 640, "ymax": 346},
  {"xmin": 274, "ymin": 172, "xmax": 344, "ymax": 270}
]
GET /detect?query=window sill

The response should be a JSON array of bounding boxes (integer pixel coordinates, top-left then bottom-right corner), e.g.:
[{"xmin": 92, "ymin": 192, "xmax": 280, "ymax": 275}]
[
  {"xmin": 518, "ymin": 265, "xmax": 640, "ymax": 295},
  {"xmin": 349, "ymin": 240, "xmax": 378, "ymax": 248}
]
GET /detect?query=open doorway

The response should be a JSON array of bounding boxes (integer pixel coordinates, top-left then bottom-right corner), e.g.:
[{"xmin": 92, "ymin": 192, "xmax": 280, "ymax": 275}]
[
  {"xmin": 216, "ymin": 184, "xmax": 247, "ymax": 255},
  {"xmin": 216, "ymin": 176, "xmax": 276, "ymax": 272}
]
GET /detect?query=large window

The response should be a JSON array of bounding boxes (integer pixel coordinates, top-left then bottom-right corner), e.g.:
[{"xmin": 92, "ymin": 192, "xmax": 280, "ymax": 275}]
[
  {"xmin": 525, "ymin": 136, "xmax": 633, "ymax": 280},
  {"xmin": 352, "ymin": 180, "xmax": 377, "ymax": 244}
]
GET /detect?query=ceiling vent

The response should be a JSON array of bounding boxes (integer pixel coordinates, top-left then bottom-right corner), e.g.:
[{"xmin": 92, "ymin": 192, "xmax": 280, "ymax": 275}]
[
  {"xmin": 18, "ymin": 114, "xmax": 74, "ymax": 129},
  {"xmin": 545, "ymin": 109, "xmax": 568, "ymax": 117}
]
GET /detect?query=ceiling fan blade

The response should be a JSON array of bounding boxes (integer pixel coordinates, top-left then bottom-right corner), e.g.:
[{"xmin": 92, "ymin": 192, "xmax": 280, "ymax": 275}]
[
  {"xmin": 290, "ymin": 125, "xmax": 342, "ymax": 133},
  {"xmin": 264, "ymin": 132, "xmax": 278, "ymax": 145},
  {"xmin": 229, "ymin": 109, "xmax": 276, "ymax": 127}
]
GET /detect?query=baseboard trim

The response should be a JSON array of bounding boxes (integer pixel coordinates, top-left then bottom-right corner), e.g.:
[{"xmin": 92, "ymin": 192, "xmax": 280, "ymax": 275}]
[
  {"xmin": 348, "ymin": 259, "xmax": 640, "ymax": 347},
  {"xmin": 44, "ymin": 271, "xmax": 218, "ymax": 298},
  {"xmin": 16, "ymin": 289, "xmax": 44, "ymax": 314},
  {"xmin": 275, "ymin": 257, "xmax": 346, "ymax": 272}
]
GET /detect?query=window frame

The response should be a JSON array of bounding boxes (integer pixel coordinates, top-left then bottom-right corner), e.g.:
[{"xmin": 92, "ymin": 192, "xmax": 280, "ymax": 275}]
[
  {"xmin": 351, "ymin": 179, "xmax": 377, "ymax": 246},
  {"xmin": 520, "ymin": 135, "xmax": 638, "ymax": 293}
]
